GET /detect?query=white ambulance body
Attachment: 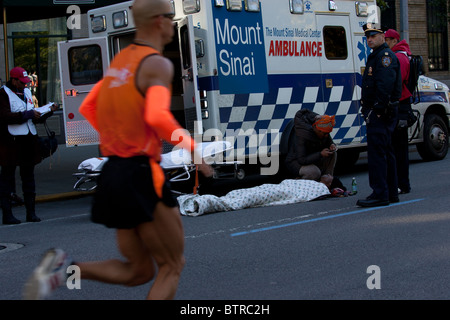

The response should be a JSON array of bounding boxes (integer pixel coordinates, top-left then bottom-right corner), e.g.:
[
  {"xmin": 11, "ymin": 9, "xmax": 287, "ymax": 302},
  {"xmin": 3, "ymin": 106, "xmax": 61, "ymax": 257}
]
[{"xmin": 58, "ymin": 0, "xmax": 450, "ymax": 173}]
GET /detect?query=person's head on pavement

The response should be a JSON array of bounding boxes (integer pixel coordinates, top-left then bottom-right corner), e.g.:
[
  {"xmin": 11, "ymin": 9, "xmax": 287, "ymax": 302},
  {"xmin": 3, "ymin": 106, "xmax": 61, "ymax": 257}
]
[{"xmin": 320, "ymin": 174, "xmax": 333, "ymax": 189}]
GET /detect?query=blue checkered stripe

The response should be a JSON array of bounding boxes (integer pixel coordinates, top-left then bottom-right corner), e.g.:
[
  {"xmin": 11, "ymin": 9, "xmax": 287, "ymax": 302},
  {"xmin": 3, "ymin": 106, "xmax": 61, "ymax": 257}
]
[{"xmin": 211, "ymin": 73, "xmax": 367, "ymax": 157}]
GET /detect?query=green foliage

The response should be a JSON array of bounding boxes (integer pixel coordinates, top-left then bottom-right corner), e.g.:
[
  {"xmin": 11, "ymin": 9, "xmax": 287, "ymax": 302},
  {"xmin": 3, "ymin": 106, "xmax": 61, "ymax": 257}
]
[{"xmin": 376, "ymin": 0, "xmax": 390, "ymax": 11}]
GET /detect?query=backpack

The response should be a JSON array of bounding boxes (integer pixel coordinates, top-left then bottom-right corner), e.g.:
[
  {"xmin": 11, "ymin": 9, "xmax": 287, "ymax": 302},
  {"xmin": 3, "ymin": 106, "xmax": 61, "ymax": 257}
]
[{"xmin": 407, "ymin": 55, "xmax": 424, "ymax": 103}]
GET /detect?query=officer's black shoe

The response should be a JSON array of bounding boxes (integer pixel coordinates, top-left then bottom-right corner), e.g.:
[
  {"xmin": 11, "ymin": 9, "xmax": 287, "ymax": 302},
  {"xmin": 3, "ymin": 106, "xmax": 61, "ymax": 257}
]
[{"xmin": 356, "ymin": 198, "xmax": 389, "ymax": 207}]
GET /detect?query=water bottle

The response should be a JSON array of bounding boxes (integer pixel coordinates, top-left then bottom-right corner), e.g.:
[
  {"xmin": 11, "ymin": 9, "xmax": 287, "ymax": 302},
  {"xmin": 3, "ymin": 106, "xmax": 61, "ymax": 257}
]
[{"xmin": 351, "ymin": 177, "xmax": 357, "ymax": 195}]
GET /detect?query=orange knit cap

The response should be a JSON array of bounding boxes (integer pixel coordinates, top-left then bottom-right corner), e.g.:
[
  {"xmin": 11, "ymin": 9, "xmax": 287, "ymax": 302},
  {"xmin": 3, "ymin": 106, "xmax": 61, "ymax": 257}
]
[{"xmin": 313, "ymin": 115, "xmax": 336, "ymax": 133}]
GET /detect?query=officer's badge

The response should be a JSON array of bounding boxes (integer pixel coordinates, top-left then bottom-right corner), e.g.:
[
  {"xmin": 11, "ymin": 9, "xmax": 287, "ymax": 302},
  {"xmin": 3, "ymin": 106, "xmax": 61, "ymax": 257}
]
[{"xmin": 381, "ymin": 56, "xmax": 392, "ymax": 67}]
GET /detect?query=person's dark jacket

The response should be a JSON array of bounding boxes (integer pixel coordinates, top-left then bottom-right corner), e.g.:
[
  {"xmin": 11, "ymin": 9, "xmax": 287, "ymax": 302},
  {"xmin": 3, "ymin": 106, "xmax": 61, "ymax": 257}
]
[
  {"xmin": 285, "ymin": 109, "xmax": 334, "ymax": 176},
  {"xmin": 0, "ymin": 82, "xmax": 53, "ymax": 166}
]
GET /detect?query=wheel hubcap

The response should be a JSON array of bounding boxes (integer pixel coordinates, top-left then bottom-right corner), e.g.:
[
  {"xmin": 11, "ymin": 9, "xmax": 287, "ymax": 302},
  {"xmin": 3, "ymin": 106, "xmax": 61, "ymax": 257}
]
[{"xmin": 429, "ymin": 125, "xmax": 446, "ymax": 151}]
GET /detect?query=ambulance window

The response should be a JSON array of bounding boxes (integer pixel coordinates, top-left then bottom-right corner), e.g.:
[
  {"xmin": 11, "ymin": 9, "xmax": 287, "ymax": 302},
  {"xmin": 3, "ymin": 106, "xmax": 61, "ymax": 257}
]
[
  {"xmin": 323, "ymin": 26, "xmax": 348, "ymax": 60},
  {"xmin": 68, "ymin": 45, "xmax": 103, "ymax": 85}
]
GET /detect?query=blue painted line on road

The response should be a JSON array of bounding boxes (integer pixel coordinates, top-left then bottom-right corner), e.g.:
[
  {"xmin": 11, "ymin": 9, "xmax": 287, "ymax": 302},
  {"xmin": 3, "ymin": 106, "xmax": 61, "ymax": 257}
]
[{"xmin": 230, "ymin": 198, "xmax": 425, "ymax": 237}]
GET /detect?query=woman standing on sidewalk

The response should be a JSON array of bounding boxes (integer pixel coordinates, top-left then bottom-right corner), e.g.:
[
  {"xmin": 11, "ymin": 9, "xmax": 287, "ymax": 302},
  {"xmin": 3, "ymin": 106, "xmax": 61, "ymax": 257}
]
[{"xmin": 0, "ymin": 67, "xmax": 58, "ymax": 224}]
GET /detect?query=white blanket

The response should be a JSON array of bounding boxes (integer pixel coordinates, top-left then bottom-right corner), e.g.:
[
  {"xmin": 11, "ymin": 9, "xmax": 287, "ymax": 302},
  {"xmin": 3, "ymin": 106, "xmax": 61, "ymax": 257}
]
[{"xmin": 177, "ymin": 179, "xmax": 330, "ymax": 217}]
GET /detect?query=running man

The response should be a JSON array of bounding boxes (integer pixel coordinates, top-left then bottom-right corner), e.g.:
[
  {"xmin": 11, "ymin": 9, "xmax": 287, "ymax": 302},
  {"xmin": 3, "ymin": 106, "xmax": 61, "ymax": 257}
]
[{"xmin": 23, "ymin": 0, "xmax": 213, "ymax": 300}]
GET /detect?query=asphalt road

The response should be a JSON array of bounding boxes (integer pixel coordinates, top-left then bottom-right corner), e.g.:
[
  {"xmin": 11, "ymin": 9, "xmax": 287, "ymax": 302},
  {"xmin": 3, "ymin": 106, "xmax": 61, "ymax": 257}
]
[{"xmin": 1, "ymin": 147, "xmax": 450, "ymax": 305}]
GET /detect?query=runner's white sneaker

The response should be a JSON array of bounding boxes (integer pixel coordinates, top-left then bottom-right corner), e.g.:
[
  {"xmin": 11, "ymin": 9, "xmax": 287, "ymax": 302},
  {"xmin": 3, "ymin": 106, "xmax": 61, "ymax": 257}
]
[{"xmin": 23, "ymin": 248, "xmax": 72, "ymax": 300}]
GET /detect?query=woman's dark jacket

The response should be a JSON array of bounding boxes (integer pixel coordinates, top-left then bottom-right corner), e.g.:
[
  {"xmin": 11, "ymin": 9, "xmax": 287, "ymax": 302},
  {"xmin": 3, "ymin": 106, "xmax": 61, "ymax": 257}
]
[{"xmin": 285, "ymin": 109, "xmax": 334, "ymax": 176}]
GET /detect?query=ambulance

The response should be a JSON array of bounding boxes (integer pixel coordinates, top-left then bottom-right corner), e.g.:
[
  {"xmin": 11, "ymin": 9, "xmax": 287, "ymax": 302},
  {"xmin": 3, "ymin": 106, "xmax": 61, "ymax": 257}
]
[{"xmin": 58, "ymin": 0, "xmax": 450, "ymax": 175}]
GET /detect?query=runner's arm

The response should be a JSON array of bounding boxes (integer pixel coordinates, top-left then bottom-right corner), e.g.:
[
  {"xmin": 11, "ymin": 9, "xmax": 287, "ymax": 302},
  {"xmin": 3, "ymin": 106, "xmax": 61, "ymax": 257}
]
[
  {"xmin": 79, "ymin": 80, "xmax": 103, "ymax": 131},
  {"xmin": 144, "ymin": 85, "xmax": 195, "ymax": 152}
]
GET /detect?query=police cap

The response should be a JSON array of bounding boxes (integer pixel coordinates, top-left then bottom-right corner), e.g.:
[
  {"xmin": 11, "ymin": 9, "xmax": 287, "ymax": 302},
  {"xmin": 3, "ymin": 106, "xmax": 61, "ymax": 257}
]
[{"xmin": 362, "ymin": 23, "xmax": 384, "ymax": 37}]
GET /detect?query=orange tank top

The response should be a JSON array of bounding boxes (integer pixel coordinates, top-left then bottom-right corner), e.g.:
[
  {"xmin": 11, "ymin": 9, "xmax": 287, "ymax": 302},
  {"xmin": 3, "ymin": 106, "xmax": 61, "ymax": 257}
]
[{"xmin": 96, "ymin": 44, "xmax": 162, "ymax": 160}]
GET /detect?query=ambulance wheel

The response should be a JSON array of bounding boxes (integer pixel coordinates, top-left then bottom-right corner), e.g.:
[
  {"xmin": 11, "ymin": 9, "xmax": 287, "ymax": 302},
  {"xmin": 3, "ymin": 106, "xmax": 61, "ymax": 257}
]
[
  {"xmin": 417, "ymin": 113, "xmax": 449, "ymax": 161},
  {"xmin": 236, "ymin": 168, "xmax": 245, "ymax": 180}
]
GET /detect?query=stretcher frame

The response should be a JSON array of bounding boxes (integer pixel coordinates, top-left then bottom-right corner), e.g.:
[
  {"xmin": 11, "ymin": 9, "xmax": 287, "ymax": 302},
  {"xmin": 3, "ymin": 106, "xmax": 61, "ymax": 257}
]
[{"xmin": 72, "ymin": 141, "xmax": 244, "ymax": 194}]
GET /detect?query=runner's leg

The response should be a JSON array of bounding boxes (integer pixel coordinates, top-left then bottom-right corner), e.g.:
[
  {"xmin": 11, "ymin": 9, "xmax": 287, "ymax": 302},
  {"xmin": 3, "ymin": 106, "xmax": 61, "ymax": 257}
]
[
  {"xmin": 137, "ymin": 202, "xmax": 185, "ymax": 300},
  {"xmin": 78, "ymin": 228, "xmax": 156, "ymax": 286}
]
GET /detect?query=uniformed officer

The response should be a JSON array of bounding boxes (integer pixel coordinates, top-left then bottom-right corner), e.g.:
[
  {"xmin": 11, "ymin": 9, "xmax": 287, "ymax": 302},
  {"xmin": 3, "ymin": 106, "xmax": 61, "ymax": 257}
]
[{"xmin": 356, "ymin": 24, "xmax": 402, "ymax": 207}]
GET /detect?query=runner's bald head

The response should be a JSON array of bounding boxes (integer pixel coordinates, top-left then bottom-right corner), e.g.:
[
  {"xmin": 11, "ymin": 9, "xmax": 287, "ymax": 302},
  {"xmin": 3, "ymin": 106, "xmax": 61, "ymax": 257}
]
[{"xmin": 132, "ymin": 0, "xmax": 172, "ymax": 29}]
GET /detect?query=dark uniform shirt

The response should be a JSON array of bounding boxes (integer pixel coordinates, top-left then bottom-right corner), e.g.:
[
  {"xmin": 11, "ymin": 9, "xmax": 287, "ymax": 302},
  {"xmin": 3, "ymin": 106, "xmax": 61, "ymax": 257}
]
[{"xmin": 361, "ymin": 42, "xmax": 402, "ymax": 113}]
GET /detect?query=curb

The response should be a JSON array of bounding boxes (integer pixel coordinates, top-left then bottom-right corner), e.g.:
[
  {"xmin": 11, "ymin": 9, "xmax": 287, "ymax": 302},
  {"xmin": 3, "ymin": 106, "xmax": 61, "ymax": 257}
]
[{"xmin": 36, "ymin": 191, "xmax": 94, "ymax": 203}]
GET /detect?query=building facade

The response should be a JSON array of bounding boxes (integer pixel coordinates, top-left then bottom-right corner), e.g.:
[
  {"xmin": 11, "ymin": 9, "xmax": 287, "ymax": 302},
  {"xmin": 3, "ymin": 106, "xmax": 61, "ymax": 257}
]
[{"xmin": 383, "ymin": 0, "xmax": 450, "ymax": 85}]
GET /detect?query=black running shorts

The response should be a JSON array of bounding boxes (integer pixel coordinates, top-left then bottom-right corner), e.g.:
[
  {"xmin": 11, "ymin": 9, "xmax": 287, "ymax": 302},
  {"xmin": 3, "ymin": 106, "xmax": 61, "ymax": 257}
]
[{"xmin": 91, "ymin": 156, "xmax": 178, "ymax": 229}]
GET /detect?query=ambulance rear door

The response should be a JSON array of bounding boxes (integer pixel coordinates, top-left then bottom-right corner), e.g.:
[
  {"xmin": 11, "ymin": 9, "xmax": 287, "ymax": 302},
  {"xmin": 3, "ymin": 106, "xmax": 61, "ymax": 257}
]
[
  {"xmin": 58, "ymin": 37, "xmax": 109, "ymax": 147},
  {"xmin": 316, "ymin": 14, "xmax": 363, "ymax": 145},
  {"xmin": 177, "ymin": 15, "xmax": 202, "ymax": 136}
]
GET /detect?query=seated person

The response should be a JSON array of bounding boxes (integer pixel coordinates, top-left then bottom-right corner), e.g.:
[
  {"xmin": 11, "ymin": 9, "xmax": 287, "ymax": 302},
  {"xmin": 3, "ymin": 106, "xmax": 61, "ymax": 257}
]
[{"xmin": 285, "ymin": 109, "xmax": 337, "ymax": 182}]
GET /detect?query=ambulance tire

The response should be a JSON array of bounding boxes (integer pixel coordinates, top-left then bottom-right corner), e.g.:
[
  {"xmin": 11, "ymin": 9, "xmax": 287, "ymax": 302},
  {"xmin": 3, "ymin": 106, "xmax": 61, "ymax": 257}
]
[
  {"xmin": 416, "ymin": 113, "xmax": 449, "ymax": 161},
  {"xmin": 236, "ymin": 168, "xmax": 246, "ymax": 180}
]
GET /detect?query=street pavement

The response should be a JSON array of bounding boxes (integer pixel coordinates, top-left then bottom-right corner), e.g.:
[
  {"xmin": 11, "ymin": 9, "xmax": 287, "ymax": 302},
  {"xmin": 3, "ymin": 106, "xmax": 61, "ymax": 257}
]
[{"xmin": 1, "ymin": 148, "xmax": 448, "ymax": 301}]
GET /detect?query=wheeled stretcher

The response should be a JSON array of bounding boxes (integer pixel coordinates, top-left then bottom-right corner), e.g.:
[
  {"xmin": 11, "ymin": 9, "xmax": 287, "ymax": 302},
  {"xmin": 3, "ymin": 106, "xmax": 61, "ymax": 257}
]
[{"xmin": 72, "ymin": 141, "xmax": 244, "ymax": 194}]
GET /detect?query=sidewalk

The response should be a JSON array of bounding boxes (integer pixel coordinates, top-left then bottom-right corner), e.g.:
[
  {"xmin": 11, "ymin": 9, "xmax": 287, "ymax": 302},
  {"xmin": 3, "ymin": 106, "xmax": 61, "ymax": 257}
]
[{"xmin": 17, "ymin": 144, "xmax": 100, "ymax": 203}]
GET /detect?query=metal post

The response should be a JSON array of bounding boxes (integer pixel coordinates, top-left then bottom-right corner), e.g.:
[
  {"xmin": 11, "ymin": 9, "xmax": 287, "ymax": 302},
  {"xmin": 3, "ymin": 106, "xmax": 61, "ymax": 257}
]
[
  {"xmin": 400, "ymin": 0, "xmax": 409, "ymax": 42},
  {"xmin": 3, "ymin": 7, "xmax": 9, "ymax": 80}
]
